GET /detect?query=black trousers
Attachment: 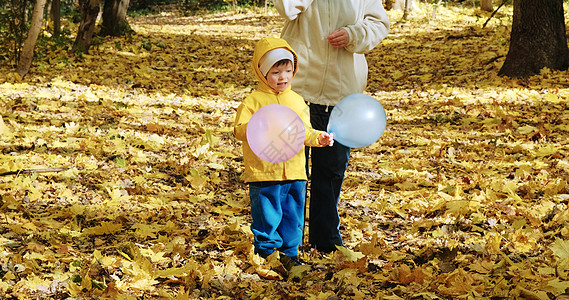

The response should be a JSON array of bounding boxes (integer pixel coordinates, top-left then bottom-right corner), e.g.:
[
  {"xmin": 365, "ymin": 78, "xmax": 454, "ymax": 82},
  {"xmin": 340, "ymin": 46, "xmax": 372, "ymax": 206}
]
[{"xmin": 306, "ymin": 103, "xmax": 351, "ymax": 252}]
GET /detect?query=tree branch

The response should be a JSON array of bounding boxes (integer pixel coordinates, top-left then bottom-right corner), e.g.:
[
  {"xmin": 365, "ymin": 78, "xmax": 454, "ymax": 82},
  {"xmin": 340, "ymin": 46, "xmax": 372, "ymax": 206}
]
[
  {"xmin": 0, "ymin": 168, "xmax": 69, "ymax": 177},
  {"xmin": 483, "ymin": 0, "xmax": 510, "ymax": 29}
]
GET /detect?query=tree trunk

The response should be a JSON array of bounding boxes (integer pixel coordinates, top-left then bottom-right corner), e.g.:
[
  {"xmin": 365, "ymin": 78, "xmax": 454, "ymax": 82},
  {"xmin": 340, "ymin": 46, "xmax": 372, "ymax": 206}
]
[
  {"xmin": 402, "ymin": 0, "xmax": 409, "ymax": 20},
  {"xmin": 480, "ymin": 0, "xmax": 493, "ymax": 12},
  {"xmin": 499, "ymin": 0, "xmax": 569, "ymax": 78},
  {"xmin": 100, "ymin": 0, "xmax": 132, "ymax": 36},
  {"xmin": 51, "ymin": 0, "xmax": 61, "ymax": 38},
  {"xmin": 73, "ymin": 0, "xmax": 101, "ymax": 53},
  {"xmin": 16, "ymin": 0, "xmax": 48, "ymax": 78}
]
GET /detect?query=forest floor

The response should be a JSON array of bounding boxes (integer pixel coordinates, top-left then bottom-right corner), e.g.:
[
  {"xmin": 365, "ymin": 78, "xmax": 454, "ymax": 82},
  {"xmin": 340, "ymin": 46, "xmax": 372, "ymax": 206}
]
[{"xmin": 1, "ymin": 3, "xmax": 569, "ymax": 299}]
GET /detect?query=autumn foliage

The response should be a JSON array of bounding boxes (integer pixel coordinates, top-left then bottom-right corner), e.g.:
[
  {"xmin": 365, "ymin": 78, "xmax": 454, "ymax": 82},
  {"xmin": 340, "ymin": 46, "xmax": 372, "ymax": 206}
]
[{"xmin": 1, "ymin": 3, "xmax": 569, "ymax": 299}]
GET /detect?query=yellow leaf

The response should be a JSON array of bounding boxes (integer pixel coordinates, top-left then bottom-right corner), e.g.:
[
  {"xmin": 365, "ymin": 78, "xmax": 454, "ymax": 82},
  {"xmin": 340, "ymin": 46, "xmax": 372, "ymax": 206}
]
[
  {"xmin": 502, "ymin": 180, "xmax": 518, "ymax": 194},
  {"xmin": 23, "ymin": 221, "xmax": 37, "ymax": 231},
  {"xmin": 25, "ymin": 273, "xmax": 50, "ymax": 292},
  {"xmin": 517, "ymin": 286, "xmax": 549, "ymax": 300},
  {"xmin": 154, "ymin": 261, "xmax": 198, "ymax": 278},
  {"xmin": 132, "ymin": 223, "xmax": 159, "ymax": 239},
  {"xmin": 66, "ymin": 281, "xmax": 82, "ymax": 297},
  {"xmin": 129, "ymin": 278, "xmax": 159, "ymax": 291},
  {"xmin": 468, "ymin": 260, "xmax": 493, "ymax": 274},
  {"xmin": 535, "ymin": 144, "xmax": 558, "ymax": 157},
  {"xmin": 446, "ymin": 200, "xmax": 470, "ymax": 216},
  {"xmin": 161, "ymin": 220, "xmax": 178, "ymax": 232},
  {"xmin": 0, "ymin": 116, "xmax": 10, "ymax": 136},
  {"xmin": 289, "ymin": 264, "xmax": 311, "ymax": 280},
  {"xmin": 256, "ymin": 267, "xmax": 283, "ymax": 280},
  {"xmin": 544, "ymin": 278, "xmax": 569, "ymax": 295},
  {"xmin": 544, "ymin": 178, "xmax": 567, "ymax": 196},
  {"xmin": 140, "ymin": 248, "xmax": 168, "ymax": 263},
  {"xmin": 186, "ymin": 169, "xmax": 208, "ymax": 189},
  {"xmin": 3, "ymin": 271, "xmax": 15, "ymax": 280},
  {"xmin": 511, "ymin": 229, "xmax": 536, "ymax": 253},
  {"xmin": 147, "ymin": 133, "xmax": 165, "ymax": 145},
  {"xmin": 336, "ymin": 246, "xmax": 365, "ymax": 262},
  {"xmin": 392, "ymin": 70, "xmax": 404, "ymax": 80},
  {"xmin": 437, "ymin": 268, "xmax": 484, "ymax": 296},
  {"xmin": 107, "ymin": 188, "xmax": 130, "ymax": 202},
  {"xmin": 517, "ymin": 125, "xmax": 537, "ymax": 135},
  {"xmin": 206, "ymin": 162, "xmax": 225, "ymax": 170},
  {"xmin": 544, "ymin": 93, "xmax": 561, "ymax": 103},
  {"xmin": 551, "ymin": 238, "xmax": 569, "ymax": 260},
  {"xmin": 358, "ymin": 234, "xmax": 384, "ymax": 257},
  {"xmin": 83, "ymin": 221, "xmax": 123, "ymax": 236}
]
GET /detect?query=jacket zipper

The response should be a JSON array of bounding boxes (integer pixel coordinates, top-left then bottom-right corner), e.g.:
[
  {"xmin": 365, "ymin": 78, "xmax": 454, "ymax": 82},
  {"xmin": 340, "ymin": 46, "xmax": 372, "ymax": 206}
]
[{"xmin": 317, "ymin": 0, "xmax": 330, "ymax": 105}]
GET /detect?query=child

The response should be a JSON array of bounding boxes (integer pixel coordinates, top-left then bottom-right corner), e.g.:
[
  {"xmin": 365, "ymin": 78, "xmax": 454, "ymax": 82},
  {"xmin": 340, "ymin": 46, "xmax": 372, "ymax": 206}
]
[{"xmin": 234, "ymin": 37, "xmax": 334, "ymax": 265}]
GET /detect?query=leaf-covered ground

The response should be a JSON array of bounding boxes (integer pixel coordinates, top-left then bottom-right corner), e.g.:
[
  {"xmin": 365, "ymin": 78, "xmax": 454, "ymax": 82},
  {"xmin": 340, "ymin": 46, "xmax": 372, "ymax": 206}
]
[{"xmin": 1, "ymin": 3, "xmax": 569, "ymax": 299}]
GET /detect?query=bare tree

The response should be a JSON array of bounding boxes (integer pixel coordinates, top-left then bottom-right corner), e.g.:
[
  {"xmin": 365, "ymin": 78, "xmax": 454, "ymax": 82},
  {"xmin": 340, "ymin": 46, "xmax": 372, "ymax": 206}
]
[
  {"xmin": 481, "ymin": 0, "xmax": 493, "ymax": 11},
  {"xmin": 73, "ymin": 0, "xmax": 101, "ymax": 53},
  {"xmin": 499, "ymin": 0, "xmax": 569, "ymax": 78},
  {"xmin": 402, "ymin": 0, "xmax": 409, "ymax": 20},
  {"xmin": 51, "ymin": 0, "xmax": 61, "ymax": 38},
  {"xmin": 100, "ymin": 0, "xmax": 133, "ymax": 36},
  {"xmin": 16, "ymin": 0, "xmax": 48, "ymax": 78}
]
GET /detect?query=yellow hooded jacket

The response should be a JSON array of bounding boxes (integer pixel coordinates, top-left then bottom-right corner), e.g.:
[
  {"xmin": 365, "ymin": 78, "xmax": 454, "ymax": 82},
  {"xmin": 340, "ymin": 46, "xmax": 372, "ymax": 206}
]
[{"xmin": 234, "ymin": 37, "xmax": 325, "ymax": 183}]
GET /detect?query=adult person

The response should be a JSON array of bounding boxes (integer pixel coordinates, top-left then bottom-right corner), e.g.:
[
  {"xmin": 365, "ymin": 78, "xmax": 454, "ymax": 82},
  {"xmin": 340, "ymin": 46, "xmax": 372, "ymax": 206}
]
[{"xmin": 273, "ymin": 0, "xmax": 390, "ymax": 253}]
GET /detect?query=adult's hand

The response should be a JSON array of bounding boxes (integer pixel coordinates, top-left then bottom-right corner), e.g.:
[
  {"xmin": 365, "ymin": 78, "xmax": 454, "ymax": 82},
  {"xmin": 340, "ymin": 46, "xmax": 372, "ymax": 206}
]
[{"xmin": 327, "ymin": 28, "xmax": 350, "ymax": 48}]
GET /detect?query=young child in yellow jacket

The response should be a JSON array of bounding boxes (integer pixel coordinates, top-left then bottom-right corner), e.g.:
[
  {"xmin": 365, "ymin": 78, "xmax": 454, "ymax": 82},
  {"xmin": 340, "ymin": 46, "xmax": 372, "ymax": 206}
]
[{"xmin": 234, "ymin": 37, "xmax": 333, "ymax": 263}]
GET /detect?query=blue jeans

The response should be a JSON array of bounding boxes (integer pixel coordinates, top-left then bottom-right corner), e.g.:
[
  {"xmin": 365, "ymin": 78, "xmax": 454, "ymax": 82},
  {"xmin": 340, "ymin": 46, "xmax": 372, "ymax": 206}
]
[
  {"xmin": 307, "ymin": 104, "xmax": 351, "ymax": 252},
  {"xmin": 249, "ymin": 180, "xmax": 306, "ymax": 257}
]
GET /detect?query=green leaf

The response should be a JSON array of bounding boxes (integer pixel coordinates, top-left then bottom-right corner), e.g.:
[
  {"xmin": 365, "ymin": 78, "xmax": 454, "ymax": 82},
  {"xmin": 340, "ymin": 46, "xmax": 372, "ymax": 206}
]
[
  {"xmin": 91, "ymin": 279, "xmax": 107, "ymax": 290},
  {"xmin": 115, "ymin": 156, "xmax": 127, "ymax": 167}
]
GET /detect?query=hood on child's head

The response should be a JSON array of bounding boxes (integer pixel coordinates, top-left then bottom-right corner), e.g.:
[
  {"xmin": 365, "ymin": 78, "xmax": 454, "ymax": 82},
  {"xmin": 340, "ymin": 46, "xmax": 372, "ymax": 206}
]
[
  {"xmin": 259, "ymin": 48, "xmax": 295, "ymax": 76},
  {"xmin": 252, "ymin": 37, "xmax": 298, "ymax": 88}
]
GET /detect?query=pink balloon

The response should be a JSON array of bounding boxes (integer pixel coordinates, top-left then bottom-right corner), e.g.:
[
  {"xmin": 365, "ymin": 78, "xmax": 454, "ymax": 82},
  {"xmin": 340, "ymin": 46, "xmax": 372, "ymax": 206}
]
[{"xmin": 247, "ymin": 104, "xmax": 305, "ymax": 163}]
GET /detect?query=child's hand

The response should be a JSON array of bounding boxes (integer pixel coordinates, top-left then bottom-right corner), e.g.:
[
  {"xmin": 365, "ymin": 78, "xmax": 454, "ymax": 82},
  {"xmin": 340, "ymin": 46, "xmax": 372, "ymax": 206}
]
[{"xmin": 318, "ymin": 132, "xmax": 334, "ymax": 147}]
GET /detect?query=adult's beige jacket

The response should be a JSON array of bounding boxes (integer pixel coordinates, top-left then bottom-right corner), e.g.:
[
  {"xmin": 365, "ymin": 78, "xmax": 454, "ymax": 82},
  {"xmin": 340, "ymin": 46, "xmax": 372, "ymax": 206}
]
[
  {"xmin": 234, "ymin": 37, "xmax": 325, "ymax": 183},
  {"xmin": 274, "ymin": 0, "xmax": 390, "ymax": 106}
]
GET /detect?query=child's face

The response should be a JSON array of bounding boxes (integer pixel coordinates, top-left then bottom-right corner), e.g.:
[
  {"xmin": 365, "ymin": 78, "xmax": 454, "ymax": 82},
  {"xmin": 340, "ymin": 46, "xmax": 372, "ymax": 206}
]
[{"xmin": 266, "ymin": 61, "xmax": 293, "ymax": 92}]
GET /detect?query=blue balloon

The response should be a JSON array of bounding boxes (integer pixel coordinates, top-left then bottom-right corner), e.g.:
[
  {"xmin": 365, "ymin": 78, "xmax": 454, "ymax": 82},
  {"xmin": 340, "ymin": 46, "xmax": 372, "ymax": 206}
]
[{"xmin": 327, "ymin": 94, "xmax": 387, "ymax": 148}]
